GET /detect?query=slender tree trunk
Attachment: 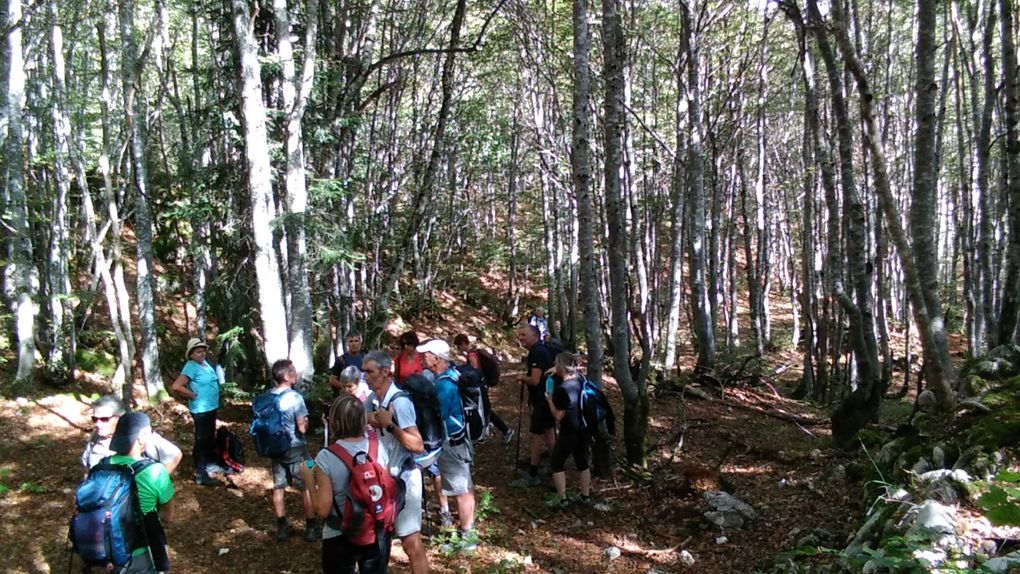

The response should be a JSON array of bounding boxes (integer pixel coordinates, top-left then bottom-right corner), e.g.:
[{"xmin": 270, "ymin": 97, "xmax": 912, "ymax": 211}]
[
  {"xmin": 273, "ymin": 0, "xmax": 318, "ymax": 383},
  {"xmin": 603, "ymin": 0, "xmax": 646, "ymax": 465},
  {"xmin": 5, "ymin": 0, "xmax": 39, "ymax": 386},
  {"xmin": 121, "ymin": 0, "xmax": 167, "ymax": 402},
  {"xmin": 683, "ymin": 0, "xmax": 715, "ymax": 373},
  {"xmin": 572, "ymin": 0, "xmax": 602, "ymax": 383},
  {"xmin": 229, "ymin": 0, "xmax": 290, "ymax": 367},
  {"xmin": 48, "ymin": 0, "xmax": 73, "ymax": 380},
  {"xmin": 998, "ymin": 0, "xmax": 1020, "ymax": 344}
]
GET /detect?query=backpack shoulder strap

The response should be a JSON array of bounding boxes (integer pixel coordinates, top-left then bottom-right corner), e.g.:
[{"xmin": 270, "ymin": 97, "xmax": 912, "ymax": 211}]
[
  {"xmin": 129, "ymin": 458, "xmax": 157, "ymax": 476},
  {"xmin": 367, "ymin": 435, "xmax": 379, "ymax": 462},
  {"xmin": 326, "ymin": 442, "xmax": 356, "ymax": 470}
]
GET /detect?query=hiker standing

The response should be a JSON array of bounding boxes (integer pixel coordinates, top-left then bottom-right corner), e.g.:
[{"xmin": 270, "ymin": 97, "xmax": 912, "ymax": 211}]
[
  {"xmin": 302, "ymin": 394, "xmax": 393, "ymax": 574},
  {"xmin": 82, "ymin": 395, "xmax": 182, "ymax": 475},
  {"xmin": 515, "ymin": 324, "xmax": 556, "ymax": 486},
  {"xmin": 363, "ymin": 350, "xmax": 432, "ymax": 574},
  {"xmin": 337, "ymin": 365, "xmax": 371, "ymax": 404},
  {"xmin": 545, "ymin": 352, "xmax": 592, "ymax": 507},
  {"xmin": 107, "ymin": 412, "xmax": 176, "ymax": 572},
  {"xmin": 453, "ymin": 334, "xmax": 514, "ymax": 445},
  {"xmin": 170, "ymin": 338, "xmax": 221, "ymax": 486},
  {"xmin": 528, "ymin": 307, "xmax": 549, "ymax": 342},
  {"xmin": 418, "ymin": 339, "xmax": 478, "ymax": 552},
  {"xmin": 266, "ymin": 359, "xmax": 320, "ymax": 542},
  {"xmin": 328, "ymin": 331, "xmax": 366, "ymax": 395},
  {"xmin": 394, "ymin": 331, "xmax": 425, "ymax": 384}
]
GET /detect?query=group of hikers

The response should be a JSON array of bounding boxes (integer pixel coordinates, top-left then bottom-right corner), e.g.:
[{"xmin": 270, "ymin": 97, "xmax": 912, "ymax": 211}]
[{"xmin": 71, "ymin": 307, "xmax": 614, "ymax": 574}]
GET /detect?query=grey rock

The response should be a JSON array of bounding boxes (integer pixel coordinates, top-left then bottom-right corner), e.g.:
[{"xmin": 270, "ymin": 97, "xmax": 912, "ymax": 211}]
[
  {"xmin": 906, "ymin": 501, "xmax": 958, "ymax": 538},
  {"xmin": 876, "ymin": 438, "xmax": 906, "ymax": 465},
  {"xmin": 919, "ymin": 469, "xmax": 972, "ymax": 484},
  {"xmin": 983, "ymin": 551, "xmax": 1020, "ymax": 573},
  {"xmin": 912, "ymin": 458, "xmax": 932, "ymax": 475},
  {"xmin": 603, "ymin": 546, "xmax": 621, "ymax": 560},
  {"xmin": 705, "ymin": 510, "xmax": 746, "ymax": 529},
  {"xmin": 679, "ymin": 550, "xmax": 696, "ymax": 567},
  {"xmin": 932, "ymin": 446, "xmax": 946, "ymax": 468},
  {"xmin": 702, "ymin": 491, "xmax": 757, "ymax": 530}
]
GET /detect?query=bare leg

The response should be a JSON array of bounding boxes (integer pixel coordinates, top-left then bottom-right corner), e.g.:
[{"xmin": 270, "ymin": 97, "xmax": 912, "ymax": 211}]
[
  {"xmin": 455, "ymin": 491, "xmax": 476, "ymax": 530},
  {"xmin": 552, "ymin": 471, "xmax": 567, "ymax": 499},
  {"xmin": 401, "ymin": 532, "xmax": 431, "ymax": 574},
  {"xmin": 272, "ymin": 487, "xmax": 286, "ymax": 518},
  {"xmin": 579, "ymin": 468, "xmax": 591, "ymax": 497}
]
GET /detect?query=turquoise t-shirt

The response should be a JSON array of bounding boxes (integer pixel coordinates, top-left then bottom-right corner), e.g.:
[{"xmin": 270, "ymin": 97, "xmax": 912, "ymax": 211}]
[{"xmin": 181, "ymin": 360, "xmax": 219, "ymax": 413}]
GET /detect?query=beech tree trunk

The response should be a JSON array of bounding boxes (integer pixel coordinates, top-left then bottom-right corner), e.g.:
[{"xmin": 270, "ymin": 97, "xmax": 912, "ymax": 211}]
[
  {"xmin": 998, "ymin": 0, "xmax": 1020, "ymax": 344},
  {"xmin": 229, "ymin": 0, "xmax": 290, "ymax": 367},
  {"xmin": 571, "ymin": 0, "xmax": 603, "ymax": 383}
]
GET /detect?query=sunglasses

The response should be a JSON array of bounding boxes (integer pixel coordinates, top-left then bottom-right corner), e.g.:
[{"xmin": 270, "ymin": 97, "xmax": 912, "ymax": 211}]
[{"xmin": 91, "ymin": 415, "xmax": 116, "ymax": 423}]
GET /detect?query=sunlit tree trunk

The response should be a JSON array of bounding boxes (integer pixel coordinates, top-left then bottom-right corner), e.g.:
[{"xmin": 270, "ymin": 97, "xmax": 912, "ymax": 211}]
[
  {"xmin": 5, "ymin": 0, "xmax": 39, "ymax": 386},
  {"xmin": 273, "ymin": 0, "xmax": 318, "ymax": 383},
  {"xmin": 229, "ymin": 0, "xmax": 290, "ymax": 367},
  {"xmin": 48, "ymin": 0, "xmax": 73, "ymax": 379},
  {"xmin": 997, "ymin": 0, "xmax": 1020, "ymax": 344}
]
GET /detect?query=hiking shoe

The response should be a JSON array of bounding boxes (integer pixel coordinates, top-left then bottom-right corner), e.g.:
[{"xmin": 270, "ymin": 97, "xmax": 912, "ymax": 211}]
[
  {"xmin": 439, "ymin": 509, "xmax": 454, "ymax": 528},
  {"xmin": 304, "ymin": 523, "xmax": 320, "ymax": 542},
  {"xmin": 510, "ymin": 475, "xmax": 541, "ymax": 488},
  {"xmin": 275, "ymin": 522, "xmax": 293, "ymax": 542},
  {"xmin": 501, "ymin": 429, "xmax": 516, "ymax": 445},
  {"xmin": 459, "ymin": 529, "xmax": 479, "ymax": 553},
  {"xmin": 195, "ymin": 475, "xmax": 220, "ymax": 487},
  {"xmin": 544, "ymin": 495, "xmax": 571, "ymax": 510}
]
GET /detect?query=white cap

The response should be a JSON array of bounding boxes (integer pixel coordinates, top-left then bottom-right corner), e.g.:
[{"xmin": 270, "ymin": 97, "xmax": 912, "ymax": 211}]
[{"xmin": 416, "ymin": 339, "xmax": 451, "ymax": 361}]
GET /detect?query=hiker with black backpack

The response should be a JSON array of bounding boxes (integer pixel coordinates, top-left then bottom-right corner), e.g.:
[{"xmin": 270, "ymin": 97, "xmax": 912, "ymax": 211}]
[
  {"xmin": 418, "ymin": 339, "xmax": 478, "ymax": 553},
  {"xmin": 544, "ymin": 352, "xmax": 592, "ymax": 508},
  {"xmin": 170, "ymin": 338, "xmax": 221, "ymax": 486},
  {"xmin": 363, "ymin": 350, "xmax": 432, "ymax": 574},
  {"xmin": 260, "ymin": 359, "xmax": 320, "ymax": 542},
  {"xmin": 301, "ymin": 394, "xmax": 398, "ymax": 574},
  {"xmin": 453, "ymin": 334, "xmax": 515, "ymax": 445},
  {"xmin": 70, "ymin": 412, "xmax": 176, "ymax": 573}
]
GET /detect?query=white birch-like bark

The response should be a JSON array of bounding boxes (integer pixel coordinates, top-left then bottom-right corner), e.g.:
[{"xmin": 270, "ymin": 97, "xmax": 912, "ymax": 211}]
[
  {"xmin": 48, "ymin": 0, "xmax": 72, "ymax": 374},
  {"xmin": 229, "ymin": 0, "xmax": 290, "ymax": 367},
  {"xmin": 6, "ymin": 0, "xmax": 39, "ymax": 385}
]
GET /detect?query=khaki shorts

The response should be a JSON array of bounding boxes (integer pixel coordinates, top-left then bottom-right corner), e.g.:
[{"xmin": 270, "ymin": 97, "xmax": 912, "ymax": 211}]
[
  {"xmin": 437, "ymin": 439, "xmax": 474, "ymax": 496},
  {"xmin": 394, "ymin": 467, "xmax": 423, "ymax": 538}
]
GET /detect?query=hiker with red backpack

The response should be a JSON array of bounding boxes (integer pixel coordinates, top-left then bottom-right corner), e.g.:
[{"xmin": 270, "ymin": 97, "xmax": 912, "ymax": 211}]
[
  {"xmin": 453, "ymin": 334, "xmax": 515, "ymax": 445},
  {"xmin": 363, "ymin": 350, "xmax": 432, "ymax": 574},
  {"xmin": 301, "ymin": 394, "xmax": 399, "ymax": 574}
]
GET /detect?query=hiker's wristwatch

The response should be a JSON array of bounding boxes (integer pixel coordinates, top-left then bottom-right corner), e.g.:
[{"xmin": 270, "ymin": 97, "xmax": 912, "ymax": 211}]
[{"xmin": 386, "ymin": 424, "xmax": 396, "ymax": 434}]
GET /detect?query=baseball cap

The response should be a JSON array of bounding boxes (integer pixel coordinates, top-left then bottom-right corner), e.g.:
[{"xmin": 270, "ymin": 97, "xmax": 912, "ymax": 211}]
[
  {"xmin": 416, "ymin": 339, "xmax": 451, "ymax": 361},
  {"xmin": 109, "ymin": 412, "xmax": 151, "ymax": 454}
]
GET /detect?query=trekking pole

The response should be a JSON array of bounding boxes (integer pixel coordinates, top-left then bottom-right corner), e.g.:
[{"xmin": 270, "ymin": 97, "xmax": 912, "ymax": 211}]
[{"xmin": 513, "ymin": 381, "xmax": 524, "ymax": 475}]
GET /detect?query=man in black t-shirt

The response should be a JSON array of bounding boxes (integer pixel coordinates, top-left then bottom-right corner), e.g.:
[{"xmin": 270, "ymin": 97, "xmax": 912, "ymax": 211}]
[{"xmin": 515, "ymin": 324, "xmax": 555, "ymax": 486}]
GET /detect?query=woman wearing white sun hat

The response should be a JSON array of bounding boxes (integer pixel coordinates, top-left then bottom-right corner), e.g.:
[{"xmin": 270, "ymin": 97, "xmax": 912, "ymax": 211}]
[{"xmin": 171, "ymin": 338, "xmax": 221, "ymax": 486}]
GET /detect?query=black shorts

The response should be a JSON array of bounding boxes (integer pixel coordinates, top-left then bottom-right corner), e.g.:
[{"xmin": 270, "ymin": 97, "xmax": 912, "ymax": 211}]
[
  {"xmin": 550, "ymin": 430, "xmax": 589, "ymax": 473},
  {"xmin": 529, "ymin": 399, "xmax": 555, "ymax": 434}
]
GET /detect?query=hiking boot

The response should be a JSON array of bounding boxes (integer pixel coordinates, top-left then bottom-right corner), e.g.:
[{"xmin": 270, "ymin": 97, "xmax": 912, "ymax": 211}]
[
  {"xmin": 275, "ymin": 522, "xmax": 293, "ymax": 542},
  {"xmin": 459, "ymin": 528, "xmax": 479, "ymax": 553},
  {"xmin": 501, "ymin": 429, "xmax": 516, "ymax": 445},
  {"xmin": 439, "ymin": 509, "xmax": 454, "ymax": 528},
  {"xmin": 195, "ymin": 475, "xmax": 220, "ymax": 487},
  {"xmin": 304, "ymin": 521, "xmax": 320, "ymax": 542}
]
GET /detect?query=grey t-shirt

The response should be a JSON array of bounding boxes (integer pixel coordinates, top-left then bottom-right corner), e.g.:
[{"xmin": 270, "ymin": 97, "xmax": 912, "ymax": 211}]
[
  {"xmin": 315, "ymin": 437, "xmax": 391, "ymax": 540},
  {"xmin": 272, "ymin": 387, "xmax": 308, "ymax": 448},
  {"xmin": 81, "ymin": 432, "xmax": 181, "ymax": 469},
  {"xmin": 366, "ymin": 383, "xmax": 418, "ymax": 476}
]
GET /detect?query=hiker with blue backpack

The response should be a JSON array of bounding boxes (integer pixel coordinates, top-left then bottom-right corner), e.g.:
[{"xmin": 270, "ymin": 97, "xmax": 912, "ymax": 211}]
[
  {"xmin": 418, "ymin": 339, "xmax": 478, "ymax": 552},
  {"xmin": 363, "ymin": 350, "xmax": 432, "ymax": 574},
  {"xmin": 170, "ymin": 338, "xmax": 221, "ymax": 486},
  {"xmin": 70, "ymin": 412, "xmax": 176, "ymax": 573},
  {"xmin": 544, "ymin": 352, "xmax": 593, "ymax": 508},
  {"xmin": 260, "ymin": 359, "xmax": 320, "ymax": 542}
]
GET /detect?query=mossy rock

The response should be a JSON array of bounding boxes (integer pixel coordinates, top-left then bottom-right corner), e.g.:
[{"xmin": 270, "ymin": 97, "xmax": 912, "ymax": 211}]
[{"xmin": 965, "ymin": 377, "xmax": 1020, "ymax": 449}]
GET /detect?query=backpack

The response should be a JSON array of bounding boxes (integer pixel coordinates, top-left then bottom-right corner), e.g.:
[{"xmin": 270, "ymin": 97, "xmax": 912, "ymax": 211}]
[
  {"xmin": 475, "ymin": 348, "xmax": 501, "ymax": 386},
  {"xmin": 326, "ymin": 438, "xmax": 404, "ymax": 546},
  {"xmin": 543, "ymin": 339, "xmax": 565, "ymax": 358},
  {"xmin": 580, "ymin": 377, "xmax": 616, "ymax": 436},
  {"xmin": 393, "ymin": 374, "xmax": 446, "ymax": 454},
  {"xmin": 453, "ymin": 364, "xmax": 488, "ymax": 442},
  {"xmin": 215, "ymin": 427, "xmax": 246, "ymax": 473},
  {"xmin": 70, "ymin": 457, "xmax": 154, "ymax": 569},
  {"xmin": 249, "ymin": 390, "xmax": 292, "ymax": 458}
]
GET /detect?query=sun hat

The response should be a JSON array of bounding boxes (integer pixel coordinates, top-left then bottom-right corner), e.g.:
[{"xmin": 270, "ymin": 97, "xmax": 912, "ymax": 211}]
[
  {"xmin": 416, "ymin": 339, "xmax": 451, "ymax": 362},
  {"xmin": 109, "ymin": 412, "xmax": 151, "ymax": 454},
  {"xmin": 185, "ymin": 337, "xmax": 208, "ymax": 360}
]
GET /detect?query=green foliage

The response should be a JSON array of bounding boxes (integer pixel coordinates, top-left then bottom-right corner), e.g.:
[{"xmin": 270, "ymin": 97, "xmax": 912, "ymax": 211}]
[
  {"xmin": 0, "ymin": 468, "xmax": 11, "ymax": 497},
  {"xmin": 474, "ymin": 489, "xmax": 501, "ymax": 522},
  {"xmin": 18, "ymin": 482, "xmax": 50, "ymax": 495},
  {"xmin": 76, "ymin": 347, "xmax": 117, "ymax": 378},
  {"xmin": 474, "ymin": 559, "xmax": 526, "ymax": 574},
  {"xmin": 977, "ymin": 471, "xmax": 1020, "ymax": 526}
]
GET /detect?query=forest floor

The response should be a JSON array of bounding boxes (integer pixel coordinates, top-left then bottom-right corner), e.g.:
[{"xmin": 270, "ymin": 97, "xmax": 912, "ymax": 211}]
[{"xmin": 0, "ymin": 282, "xmax": 904, "ymax": 573}]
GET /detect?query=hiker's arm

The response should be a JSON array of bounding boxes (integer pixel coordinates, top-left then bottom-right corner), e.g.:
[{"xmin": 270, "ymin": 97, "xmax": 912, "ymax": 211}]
[
  {"xmin": 150, "ymin": 433, "xmax": 183, "ymax": 475},
  {"xmin": 467, "ymin": 352, "xmax": 481, "ymax": 371},
  {"xmin": 392, "ymin": 424, "xmax": 424, "ymax": 454},
  {"xmin": 159, "ymin": 498, "xmax": 176, "ymax": 523},
  {"xmin": 328, "ymin": 374, "xmax": 343, "ymax": 391},
  {"xmin": 518, "ymin": 366, "xmax": 542, "ymax": 388},
  {"xmin": 170, "ymin": 374, "xmax": 195, "ymax": 400},
  {"xmin": 297, "ymin": 415, "xmax": 309, "ymax": 436},
  {"xmin": 301, "ymin": 463, "xmax": 333, "ymax": 519}
]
